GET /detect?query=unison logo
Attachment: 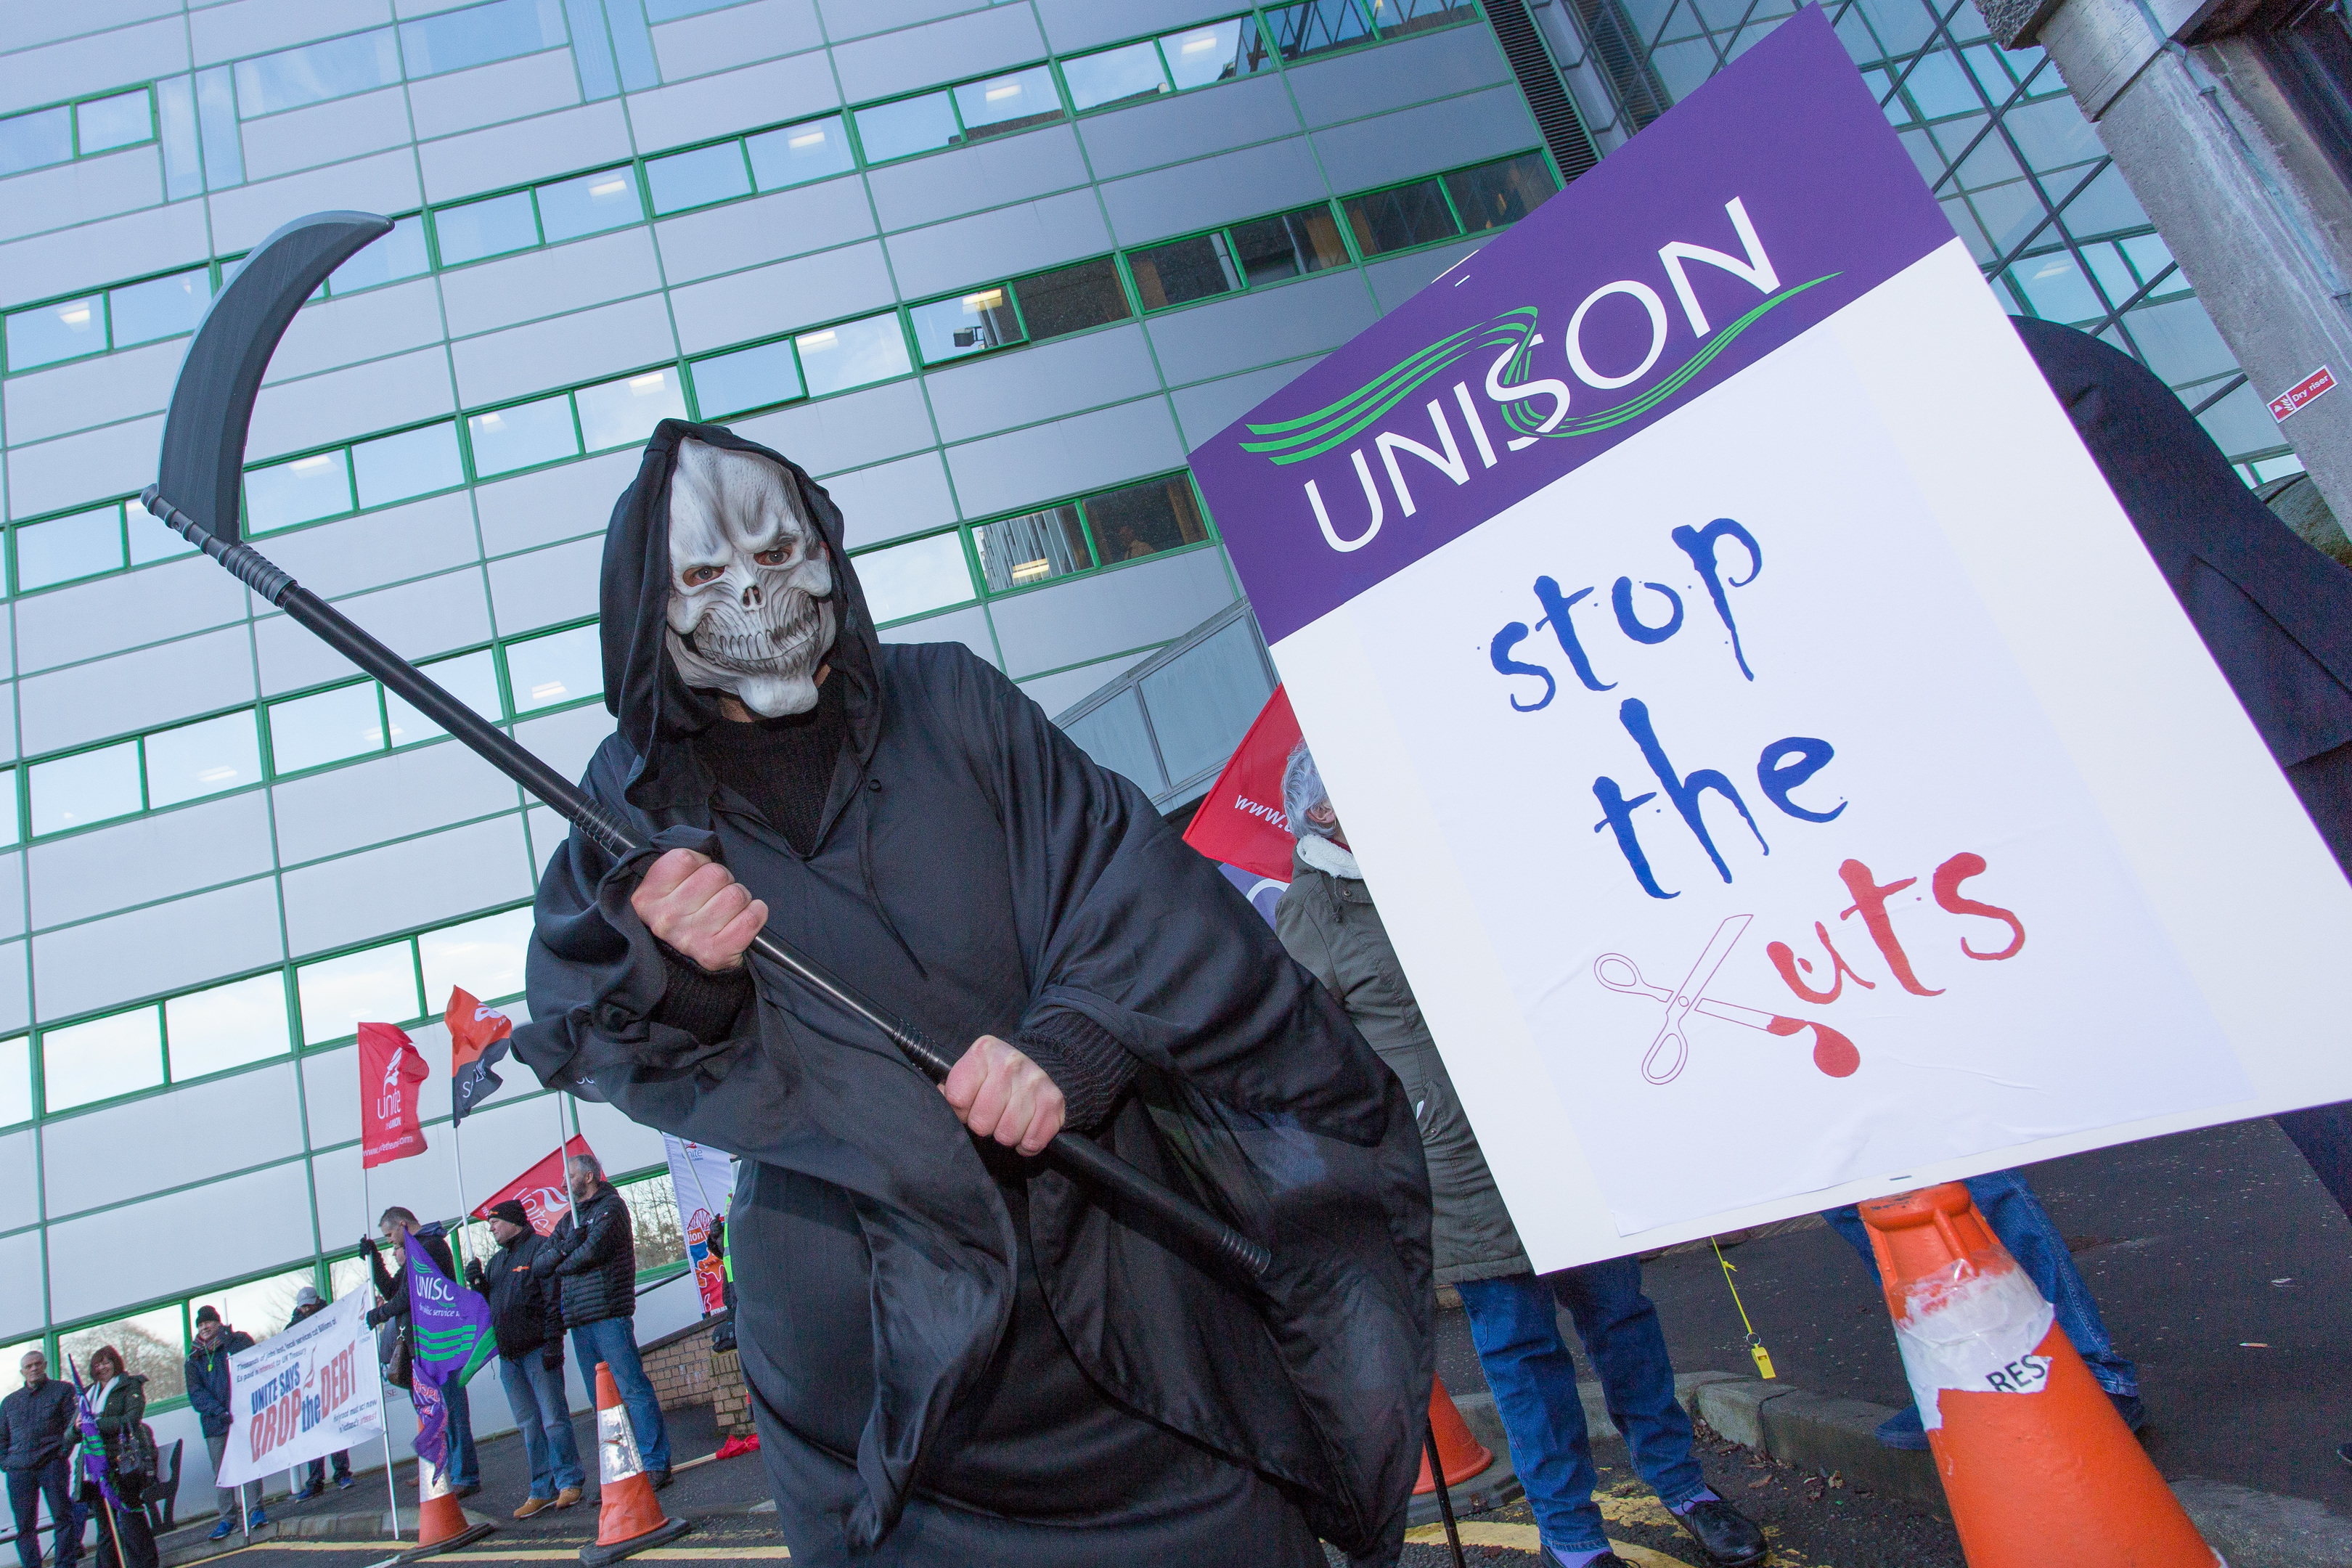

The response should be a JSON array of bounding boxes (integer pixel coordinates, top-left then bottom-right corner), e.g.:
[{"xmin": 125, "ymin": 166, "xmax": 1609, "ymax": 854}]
[{"xmin": 1238, "ymin": 199, "xmax": 1834, "ymax": 552}]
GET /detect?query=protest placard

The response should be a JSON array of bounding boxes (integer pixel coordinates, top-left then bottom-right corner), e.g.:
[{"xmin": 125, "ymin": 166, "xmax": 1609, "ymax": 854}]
[
  {"xmin": 215, "ymin": 1289, "xmax": 380, "ymax": 1487},
  {"xmin": 1188, "ymin": 7, "xmax": 2352, "ymax": 1265},
  {"xmin": 663, "ymin": 1135, "xmax": 736, "ymax": 1315}
]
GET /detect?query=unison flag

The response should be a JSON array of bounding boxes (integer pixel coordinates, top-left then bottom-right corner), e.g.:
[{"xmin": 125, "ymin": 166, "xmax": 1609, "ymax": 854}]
[
  {"xmin": 358, "ymin": 1022, "xmax": 429, "ymax": 1169},
  {"xmin": 446, "ymin": 988, "xmax": 512, "ymax": 1124},
  {"xmin": 405, "ymin": 1230, "xmax": 496, "ymax": 1472}
]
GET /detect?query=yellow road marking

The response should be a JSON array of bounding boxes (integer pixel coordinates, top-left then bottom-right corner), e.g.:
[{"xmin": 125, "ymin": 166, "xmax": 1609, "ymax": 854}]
[
  {"xmin": 1400, "ymin": 1523, "xmax": 1694, "ymax": 1565},
  {"xmin": 214, "ymin": 1544, "xmax": 787, "ymax": 1561}
]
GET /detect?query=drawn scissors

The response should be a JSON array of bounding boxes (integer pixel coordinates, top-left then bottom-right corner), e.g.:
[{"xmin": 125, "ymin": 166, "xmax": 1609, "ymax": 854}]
[{"xmin": 1595, "ymin": 915, "xmax": 1773, "ymax": 1084}]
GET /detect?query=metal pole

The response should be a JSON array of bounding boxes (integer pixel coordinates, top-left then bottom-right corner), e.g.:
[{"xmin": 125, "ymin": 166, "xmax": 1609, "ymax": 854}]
[
  {"xmin": 379, "ymin": 1391, "xmax": 401, "ymax": 1542},
  {"xmin": 1424, "ymin": 1418, "xmax": 1466, "ymax": 1568}
]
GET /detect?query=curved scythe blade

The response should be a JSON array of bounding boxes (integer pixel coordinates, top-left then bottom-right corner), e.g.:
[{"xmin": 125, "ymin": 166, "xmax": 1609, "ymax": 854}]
[{"xmin": 155, "ymin": 210, "xmax": 392, "ymax": 544}]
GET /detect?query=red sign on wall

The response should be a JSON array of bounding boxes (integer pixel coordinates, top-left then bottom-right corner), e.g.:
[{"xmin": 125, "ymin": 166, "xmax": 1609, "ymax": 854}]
[{"xmin": 2269, "ymin": 365, "xmax": 2336, "ymax": 421}]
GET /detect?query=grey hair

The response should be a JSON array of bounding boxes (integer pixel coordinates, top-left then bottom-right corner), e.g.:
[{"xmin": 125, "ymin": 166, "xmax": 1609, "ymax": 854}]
[
  {"xmin": 379, "ymin": 1206, "xmax": 418, "ymax": 1228},
  {"xmin": 567, "ymin": 1153, "xmax": 605, "ymax": 1180},
  {"xmin": 1283, "ymin": 740, "xmax": 1334, "ymax": 841}
]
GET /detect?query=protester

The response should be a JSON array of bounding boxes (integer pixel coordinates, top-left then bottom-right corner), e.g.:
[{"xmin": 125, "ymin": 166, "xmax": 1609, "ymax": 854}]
[
  {"xmin": 3, "ymin": 1350, "xmax": 82, "ymax": 1568},
  {"xmin": 184, "ymin": 1308, "xmax": 263, "ymax": 1539},
  {"xmin": 546, "ymin": 1156, "xmax": 669, "ymax": 1487},
  {"xmin": 1822, "ymin": 1175, "xmax": 2142, "ymax": 1447},
  {"xmin": 364, "ymin": 1209, "xmax": 478, "ymax": 1495},
  {"xmin": 514, "ymin": 425, "xmax": 1430, "ymax": 1566},
  {"xmin": 285, "ymin": 1288, "xmax": 353, "ymax": 1496},
  {"xmin": 1275, "ymin": 740, "xmax": 1763, "ymax": 1568},
  {"xmin": 75, "ymin": 1349, "xmax": 155, "ymax": 1568},
  {"xmin": 467, "ymin": 1199, "xmax": 582, "ymax": 1516}
]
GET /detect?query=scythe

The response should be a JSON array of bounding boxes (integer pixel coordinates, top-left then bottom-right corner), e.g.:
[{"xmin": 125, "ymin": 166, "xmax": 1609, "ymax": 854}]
[{"xmin": 143, "ymin": 210, "xmax": 1270, "ymax": 1282}]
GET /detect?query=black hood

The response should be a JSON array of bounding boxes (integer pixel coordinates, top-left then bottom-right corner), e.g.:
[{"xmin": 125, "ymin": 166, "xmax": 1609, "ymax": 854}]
[
  {"xmin": 2014, "ymin": 317, "xmax": 2352, "ymax": 769},
  {"xmin": 600, "ymin": 418, "xmax": 884, "ymax": 813}
]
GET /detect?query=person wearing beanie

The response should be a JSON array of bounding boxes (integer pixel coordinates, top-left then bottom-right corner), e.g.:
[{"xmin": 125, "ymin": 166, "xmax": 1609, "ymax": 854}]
[
  {"xmin": 185, "ymin": 1308, "xmax": 261, "ymax": 1540},
  {"xmin": 467, "ymin": 1201, "xmax": 581, "ymax": 1516},
  {"xmin": 286, "ymin": 1288, "xmax": 354, "ymax": 1496},
  {"xmin": 1273, "ymin": 740, "xmax": 1766, "ymax": 1568}
]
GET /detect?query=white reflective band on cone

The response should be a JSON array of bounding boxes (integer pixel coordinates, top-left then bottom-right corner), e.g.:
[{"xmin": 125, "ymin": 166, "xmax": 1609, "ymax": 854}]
[
  {"xmin": 1890, "ymin": 1262, "xmax": 2056, "ymax": 1431},
  {"xmin": 600, "ymin": 1401, "xmax": 643, "ymax": 1484},
  {"xmin": 420, "ymin": 1457, "xmax": 452, "ymax": 1500}
]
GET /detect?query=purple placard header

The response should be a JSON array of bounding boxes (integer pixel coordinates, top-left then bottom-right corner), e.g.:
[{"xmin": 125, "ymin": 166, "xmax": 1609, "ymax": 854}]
[{"xmin": 1190, "ymin": 8, "xmax": 1954, "ymax": 645}]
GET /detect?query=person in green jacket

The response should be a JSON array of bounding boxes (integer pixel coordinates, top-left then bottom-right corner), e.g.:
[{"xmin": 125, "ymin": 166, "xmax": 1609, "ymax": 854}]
[{"xmin": 1273, "ymin": 741, "xmax": 1765, "ymax": 1568}]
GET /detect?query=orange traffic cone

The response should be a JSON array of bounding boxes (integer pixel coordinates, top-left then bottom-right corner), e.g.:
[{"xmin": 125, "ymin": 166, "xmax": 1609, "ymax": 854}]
[
  {"xmin": 1861, "ymin": 1185, "xmax": 2218, "ymax": 1567},
  {"xmin": 580, "ymin": 1362, "xmax": 694, "ymax": 1566},
  {"xmin": 1413, "ymin": 1376, "xmax": 1495, "ymax": 1493},
  {"xmin": 396, "ymin": 1447, "xmax": 495, "ymax": 1561}
]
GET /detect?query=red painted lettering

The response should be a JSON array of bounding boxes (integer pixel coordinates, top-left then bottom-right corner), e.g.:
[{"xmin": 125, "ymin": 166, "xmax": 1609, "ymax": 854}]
[
  {"xmin": 1931, "ymin": 852, "xmax": 2025, "ymax": 960},
  {"xmin": 1836, "ymin": 858, "xmax": 1943, "ymax": 997},
  {"xmin": 1765, "ymin": 920, "xmax": 1876, "ymax": 1005}
]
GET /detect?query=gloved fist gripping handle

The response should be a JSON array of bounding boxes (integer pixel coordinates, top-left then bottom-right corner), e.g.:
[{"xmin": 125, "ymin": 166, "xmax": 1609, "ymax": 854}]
[{"xmin": 631, "ymin": 848, "xmax": 766, "ymax": 972}]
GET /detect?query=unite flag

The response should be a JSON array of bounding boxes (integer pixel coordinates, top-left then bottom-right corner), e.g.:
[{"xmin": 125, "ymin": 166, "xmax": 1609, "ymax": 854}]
[
  {"xmin": 358, "ymin": 1022, "xmax": 429, "ymax": 1168},
  {"xmin": 447, "ymin": 988, "xmax": 513, "ymax": 1124}
]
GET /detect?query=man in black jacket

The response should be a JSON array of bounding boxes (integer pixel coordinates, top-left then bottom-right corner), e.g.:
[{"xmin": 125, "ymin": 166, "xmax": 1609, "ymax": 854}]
[
  {"xmin": 3, "ymin": 1349, "xmax": 82, "ymax": 1568},
  {"xmin": 467, "ymin": 1201, "xmax": 583, "ymax": 1516},
  {"xmin": 547, "ymin": 1158, "xmax": 668, "ymax": 1485},
  {"xmin": 364, "ymin": 1208, "xmax": 478, "ymax": 1495},
  {"xmin": 185, "ymin": 1308, "xmax": 260, "ymax": 1540}
]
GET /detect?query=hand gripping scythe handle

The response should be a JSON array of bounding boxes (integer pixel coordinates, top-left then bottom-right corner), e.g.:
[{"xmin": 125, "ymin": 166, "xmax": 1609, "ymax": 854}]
[{"xmin": 144, "ymin": 211, "xmax": 1270, "ymax": 1283}]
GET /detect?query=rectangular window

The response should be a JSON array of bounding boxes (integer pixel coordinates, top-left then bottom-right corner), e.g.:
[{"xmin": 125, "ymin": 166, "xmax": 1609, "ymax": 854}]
[
  {"xmin": 143, "ymin": 712, "xmax": 262, "ymax": 809},
  {"xmin": 853, "ymin": 532, "xmax": 975, "ymax": 624},
  {"xmin": 245, "ymin": 450, "xmax": 356, "ymax": 535},
  {"xmin": 1443, "ymin": 152, "xmax": 1556, "ymax": 232},
  {"xmin": 384, "ymin": 650, "xmax": 505, "ymax": 746},
  {"xmin": 352, "ymin": 422, "xmax": 465, "ymax": 509},
  {"xmin": 952, "ymin": 65, "xmax": 1062, "ymax": 139},
  {"xmin": 234, "ymin": 30, "xmax": 402, "ymax": 117},
  {"xmin": 0, "ymin": 772, "xmax": 17, "ymax": 850},
  {"xmin": 505, "ymin": 624, "xmax": 603, "ymax": 714},
  {"xmin": 108, "ymin": 269, "xmax": 211, "ymax": 347},
  {"xmin": 418, "ymin": 906, "xmax": 534, "ymax": 1011},
  {"xmin": 1344, "ymin": 177, "xmax": 1460, "ymax": 255},
  {"xmin": 328, "ymin": 215, "xmax": 430, "ymax": 295},
  {"xmin": 1364, "ymin": 0, "xmax": 1482, "ymax": 36},
  {"xmin": 795, "ymin": 313, "xmax": 912, "ymax": 397},
  {"xmin": 0, "ymin": 106, "xmax": 72, "ymax": 177},
  {"xmin": 297, "ymin": 939, "xmax": 422, "ymax": 1045},
  {"xmin": 689, "ymin": 339, "xmax": 803, "ymax": 419},
  {"xmin": 434, "ymin": 190, "xmax": 539, "ymax": 266},
  {"xmin": 164, "ymin": 973, "xmax": 290, "ymax": 1081},
  {"xmin": 536, "ymin": 166, "xmax": 642, "ymax": 242},
  {"xmin": 15, "ymin": 505, "xmax": 127, "ymax": 592},
  {"xmin": 470, "ymin": 393, "xmax": 580, "ymax": 476},
  {"xmin": 1083, "ymin": 475, "xmax": 1209, "ymax": 563},
  {"xmin": 75, "ymin": 89, "xmax": 153, "ymax": 155},
  {"xmin": 60, "ymin": 1308, "xmax": 186, "ymax": 1402},
  {"xmin": 908, "ymin": 287, "xmax": 1024, "ymax": 366},
  {"xmin": 1010, "ymin": 258, "xmax": 1132, "ymax": 340},
  {"xmin": 576, "ymin": 367, "xmax": 686, "ymax": 452},
  {"xmin": 0, "ymin": 1037, "xmax": 30, "ymax": 1126},
  {"xmin": 1130, "ymin": 233, "xmax": 1240, "ymax": 310},
  {"xmin": 1164, "ymin": 17, "xmax": 1271, "ymax": 89},
  {"xmin": 854, "ymin": 91, "xmax": 960, "ymax": 163},
  {"xmin": 1064, "ymin": 41, "xmax": 1171, "ymax": 111},
  {"xmin": 5, "ymin": 295, "xmax": 105, "ymax": 372},
  {"xmin": 399, "ymin": 0, "xmax": 570, "ymax": 78},
  {"xmin": 42, "ymin": 1008, "xmax": 163, "ymax": 1113},
  {"xmin": 128, "ymin": 497, "xmax": 197, "ymax": 566},
  {"xmin": 746, "ymin": 115, "xmax": 854, "ymax": 189},
  {"xmin": 1262, "ymin": 0, "xmax": 1376, "ymax": 61},
  {"xmin": 616, "ymin": 1173, "xmax": 687, "ymax": 1274},
  {"xmin": 205, "ymin": 1268, "xmax": 316, "ymax": 1340},
  {"xmin": 647, "ymin": 142, "xmax": 751, "ymax": 215},
  {"xmin": 29, "ymin": 743, "xmax": 142, "ymax": 836},
  {"xmin": 268, "ymin": 682, "xmax": 385, "ymax": 774},
  {"xmin": 1228, "ymin": 203, "xmax": 1349, "ymax": 286},
  {"xmin": 972, "ymin": 505, "xmax": 1090, "ymax": 592}
]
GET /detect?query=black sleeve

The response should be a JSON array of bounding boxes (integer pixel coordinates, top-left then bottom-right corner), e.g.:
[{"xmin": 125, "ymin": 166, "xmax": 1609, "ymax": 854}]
[
  {"xmin": 650, "ymin": 936, "xmax": 754, "ymax": 1044},
  {"xmin": 369, "ymin": 1246, "xmax": 397, "ymax": 1300},
  {"xmin": 1016, "ymin": 1010, "xmax": 1141, "ymax": 1132}
]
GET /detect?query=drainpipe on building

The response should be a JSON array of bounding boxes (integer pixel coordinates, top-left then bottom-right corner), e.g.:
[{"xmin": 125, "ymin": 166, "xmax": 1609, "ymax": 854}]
[{"xmin": 1978, "ymin": 0, "xmax": 2352, "ymax": 523}]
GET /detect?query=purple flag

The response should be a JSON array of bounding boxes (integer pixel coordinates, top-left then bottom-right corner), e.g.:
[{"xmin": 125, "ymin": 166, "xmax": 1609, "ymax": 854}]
[
  {"xmin": 404, "ymin": 1230, "xmax": 497, "ymax": 1473},
  {"xmin": 68, "ymin": 1358, "xmax": 123, "ymax": 1514}
]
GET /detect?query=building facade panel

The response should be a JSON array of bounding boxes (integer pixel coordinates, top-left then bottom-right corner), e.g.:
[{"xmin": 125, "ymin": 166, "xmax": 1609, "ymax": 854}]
[
  {"xmin": 825, "ymin": 452, "xmax": 960, "ymax": 550},
  {"xmin": 41, "ymin": 1063, "xmax": 305, "ymax": 1219},
  {"xmin": 828, "ymin": 4, "xmax": 1046, "ymax": 102},
  {"xmin": 270, "ymin": 743, "xmax": 526, "ymax": 867},
  {"xmin": 1074, "ymin": 75, "xmax": 1303, "ymax": 181},
  {"xmin": 986, "ymin": 547, "xmax": 1234, "ymax": 679},
  {"xmin": 943, "ymin": 395, "xmax": 1187, "ymax": 519},
  {"xmin": 30, "ymin": 877, "xmax": 285, "ymax": 1026},
  {"xmin": 624, "ymin": 46, "xmax": 838, "ymax": 151},
  {"xmin": 653, "ymin": 176, "xmax": 878, "ymax": 286},
  {"xmin": 28, "ymin": 793, "xmax": 278, "ymax": 933},
  {"xmin": 407, "ymin": 49, "xmax": 584, "ymax": 142},
  {"xmin": 237, "ymin": 86, "xmax": 415, "ymax": 183},
  {"xmin": 251, "ymin": 568, "xmax": 494, "ymax": 695},
  {"xmin": 642, "ymin": 1, "xmax": 826, "ymax": 89},
  {"xmin": 881, "ymin": 189, "xmax": 1111, "ymax": 301}
]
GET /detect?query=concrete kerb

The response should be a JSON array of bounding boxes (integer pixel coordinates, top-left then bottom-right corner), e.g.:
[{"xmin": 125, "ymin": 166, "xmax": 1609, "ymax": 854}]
[{"xmin": 158, "ymin": 1509, "xmax": 502, "ymax": 1568}]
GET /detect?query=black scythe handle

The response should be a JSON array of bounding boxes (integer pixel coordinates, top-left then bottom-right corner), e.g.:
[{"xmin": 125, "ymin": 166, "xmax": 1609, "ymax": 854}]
[{"xmin": 142, "ymin": 485, "xmax": 1272, "ymax": 1283}]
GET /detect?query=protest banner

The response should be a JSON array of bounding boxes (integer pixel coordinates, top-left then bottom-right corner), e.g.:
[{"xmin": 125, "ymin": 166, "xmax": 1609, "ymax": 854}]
[
  {"xmin": 1188, "ymin": 8, "xmax": 2352, "ymax": 1267},
  {"xmin": 359, "ymin": 1022, "xmax": 429, "ymax": 1168},
  {"xmin": 1182, "ymin": 685, "xmax": 1306, "ymax": 883},
  {"xmin": 473, "ymin": 1136, "xmax": 592, "ymax": 1235},
  {"xmin": 215, "ymin": 1290, "xmax": 382, "ymax": 1487},
  {"xmin": 405, "ymin": 1230, "xmax": 496, "ymax": 1479},
  {"xmin": 663, "ymin": 1135, "xmax": 735, "ymax": 1315}
]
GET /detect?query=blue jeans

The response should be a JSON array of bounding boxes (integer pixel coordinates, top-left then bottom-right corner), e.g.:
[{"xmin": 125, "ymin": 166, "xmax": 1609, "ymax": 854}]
[
  {"xmin": 1455, "ymin": 1261, "xmax": 1707, "ymax": 1556},
  {"xmin": 498, "ymin": 1355, "xmax": 584, "ymax": 1498},
  {"xmin": 441, "ymin": 1376, "xmax": 481, "ymax": 1487},
  {"xmin": 9, "ymin": 1455, "xmax": 83, "ymax": 1568},
  {"xmin": 570, "ymin": 1318, "xmax": 669, "ymax": 1475},
  {"xmin": 1823, "ymin": 1167, "xmax": 2139, "ymax": 1397}
]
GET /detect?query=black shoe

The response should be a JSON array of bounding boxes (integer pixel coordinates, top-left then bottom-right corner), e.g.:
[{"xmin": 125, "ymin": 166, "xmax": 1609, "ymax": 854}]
[
  {"xmin": 1675, "ymin": 1497, "xmax": 1768, "ymax": 1567},
  {"xmin": 452, "ymin": 1482, "xmax": 481, "ymax": 1500},
  {"xmin": 2110, "ymin": 1392, "xmax": 2147, "ymax": 1433},
  {"xmin": 649, "ymin": 1468, "xmax": 673, "ymax": 1491}
]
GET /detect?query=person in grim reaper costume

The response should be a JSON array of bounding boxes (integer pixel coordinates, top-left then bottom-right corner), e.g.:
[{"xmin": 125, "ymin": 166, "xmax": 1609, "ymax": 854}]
[{"xmin": 513, "ymin": 420, "xmax": 1433, "ymax": 1567}]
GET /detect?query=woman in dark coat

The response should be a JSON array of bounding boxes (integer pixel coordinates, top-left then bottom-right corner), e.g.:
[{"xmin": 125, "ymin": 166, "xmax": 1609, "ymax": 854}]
[
  {"xmin": 515, "ymin": 421, "xmax": 1432, "ymax": 1567},
  {"xmin": 77, "ymin": 1348, "xmax": 156, "ymax": 1568}
]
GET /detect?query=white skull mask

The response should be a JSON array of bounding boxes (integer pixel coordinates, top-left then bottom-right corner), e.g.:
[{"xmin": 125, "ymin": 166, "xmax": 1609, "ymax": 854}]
[{"xmin": 663, "ymin": 439, "xmax": 838, "ymax": 717}]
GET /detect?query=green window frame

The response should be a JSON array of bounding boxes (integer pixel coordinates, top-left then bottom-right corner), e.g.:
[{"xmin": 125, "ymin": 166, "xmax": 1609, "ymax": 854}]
[
  {"xmin": 7, "ymin": 495, "xmax": 198, "ymax": 595},
  {"xmin": 641, "ymin": 111, "xmax": 857, "ymax": 218},
  {"xmin": 290, "ymin": 899, "xmax": 535, "ymax": 1049},
  {"xmin": 848, "ymin": 62, "xmax": 1069, "ymax": 166},
  {"xmin": 1124, "ymin": 200, "xmax": 1356, "ymax": 314},
  {"xmin": 0, "ymin": 85, "xmax": 157, "ymax": 183},
  {"xmin": 2, "ymin": 261, "xmax": 221, "ymax": 377},
  {"xmin": 428, "ymin": 164, "xmax": 648, "ymax": 269},
  {"xmin": 44, "ymin": 1259, "xmax": 331, "ymax": 1413},
  {"xmin": 904, "ymin": 256, "xmax": 1140, "ymax": 369},
  {"xmin": 30, "ymin": 967, "xmax": 298, "ymax": 1119},
  {"xmin": 242, "ymin": 418, "xmax": 471, "ymax": 538},
  {"xmin": 465, "ymin": 364, "xmax": 690, "ymax": 481},
  {"xmin": 1339, "ymin": 150, "xmax": 1561, "ymax": 261},
  {"xmin": 263, "ymin": 645, "xmax": 507, "ymax": 779},
  {"xmin": 21, "ymin": 707, "xmax": 263, "ymax": 842}
]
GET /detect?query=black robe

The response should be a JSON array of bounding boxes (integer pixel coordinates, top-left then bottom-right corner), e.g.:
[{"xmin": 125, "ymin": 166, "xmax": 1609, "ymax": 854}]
[
  {"xmin": 512, "ymin": 420, "xmax": 1432, "ymax": 1565},
  {"xmin": 2017, "ymin": 319, "xmax": 2352, "ymax": 1214}
]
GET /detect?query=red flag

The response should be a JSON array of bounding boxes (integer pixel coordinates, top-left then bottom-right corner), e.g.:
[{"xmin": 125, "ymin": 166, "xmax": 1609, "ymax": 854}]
[
  {"xmin": 359, "ymin": 1022, "xmax": 430, "ymax": 1168},
  {"xmin": 1180, "ymin": 685, "xmax": 1304, "ymax": 881},
  {"xmin": 446, "ymin": 987, "xmax": 512, "ymax": 1124},
  {"xmin": 473, "ymin": 1135, "xmax": 594, "ymax": 1236}
]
